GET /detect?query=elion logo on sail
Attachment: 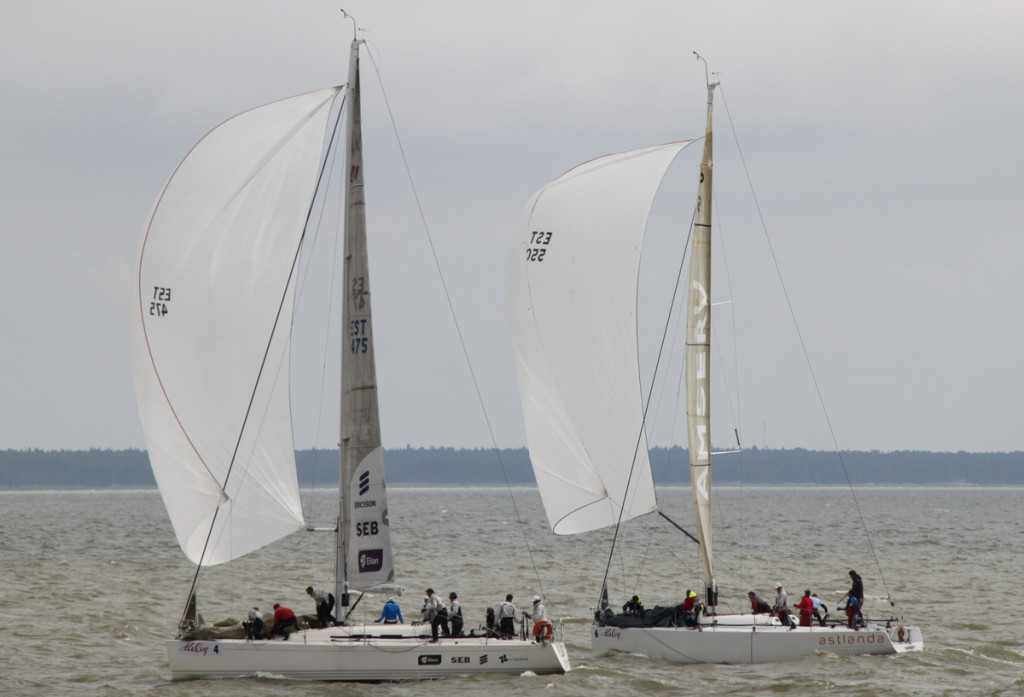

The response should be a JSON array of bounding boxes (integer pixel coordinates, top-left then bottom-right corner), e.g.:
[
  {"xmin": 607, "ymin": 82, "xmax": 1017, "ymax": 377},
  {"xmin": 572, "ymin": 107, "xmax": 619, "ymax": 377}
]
[{"xmin": 358, "ymin": 549, "xmax": 383, "ymax": 572}]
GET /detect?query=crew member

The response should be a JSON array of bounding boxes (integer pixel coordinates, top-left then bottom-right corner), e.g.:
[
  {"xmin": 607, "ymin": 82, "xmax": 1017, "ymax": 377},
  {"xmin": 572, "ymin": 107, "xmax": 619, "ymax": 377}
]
[
  {"xmin": 306, "ymin": 586, "xmax": 335, "ymax": 628},
  {"xmin": 795, "ymin": 589, "xmax": 815, "ymax": 627},
  {"xmin": 772, "ymin": 584, "xmax": 793, "ymax": 627},
  {"xmin": 622, "ymin": 595, "xmax": 645, "ymax": 618},
  {"xmin": 498, "ymin": 594, "xmax": 517, "ymax": 639},
  {"xmin": 376, "ymin": 597, "xmax": 404, "ymax": 624},
  {"xmin": 271, "ymin": 603, "xmax": 298, "ymax": 639},
  {"xmin": 448, "ymin": 592, "xmax": 464, "ymax": 637},
  {"xmin": 748, "ymin": 591, "xmax": 771, "ymax": 614},
  {"xmin": 523, "ymin": 595, "xmax": 552, "ymax": 641}
]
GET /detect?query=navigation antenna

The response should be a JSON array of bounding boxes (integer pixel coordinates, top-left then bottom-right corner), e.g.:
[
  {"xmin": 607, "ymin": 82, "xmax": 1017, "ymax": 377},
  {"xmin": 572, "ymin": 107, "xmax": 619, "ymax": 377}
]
[
  {"xmin": 340, "ymin": 8, "xmax": 359, "ymax": 40},
  {"xmin": 693, "ymin": 52, "xmax": 721, "ymax": 89}
]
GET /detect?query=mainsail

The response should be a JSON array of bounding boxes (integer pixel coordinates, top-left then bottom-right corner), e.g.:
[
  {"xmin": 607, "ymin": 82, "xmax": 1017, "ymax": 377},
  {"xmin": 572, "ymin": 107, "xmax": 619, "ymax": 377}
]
[
  {"xmin": 509, "ymin": 141, "xmax": 696, "ymax": 535},
  {"xmin": 336, "ymin": 40, "xmax": 395, "ymax": 601},
  {"xmin": 686, "ymin": 84, "xmax": 717, "ymax": 602},
  {"xmin": 130, "ymin": 87, "xmax": 342, "ymax": 566}
]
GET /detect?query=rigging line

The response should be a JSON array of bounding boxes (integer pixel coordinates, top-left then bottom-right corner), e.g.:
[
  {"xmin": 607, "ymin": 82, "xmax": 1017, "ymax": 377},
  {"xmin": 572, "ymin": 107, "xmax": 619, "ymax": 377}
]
[
  {"xmin": 717, "ymin": 85, "xmax": 891, "ymax": 601},
  {"xmin": 710, "ymin": 183, "xmax": 752, "ymax": 572},
  {"xmin": 646, "ymin": 256, "xmax": 688, "ymax": 451},
  {"xmin": 709, "ymin": 197, "xmax": 742, "ymax": 443},
  {"xmin": 626, "ymin": 504, "xmax": 749, "ymax": 613},
  {"xmin": 292, "ymin": 93, "xmax": 348, "ymax": 570},
  {"xmin": 362, "ymin": 49, "xmax": 546, "ymax": 593},
  {"xmin": 599, "ymin": 204, "xmax": 698, "ymax": 604},
  {"xmin": 632, "ymin": 201, "xmax": 693, "ymax": 595},
  {"xmin": 177, "ymin": 89, "xmax": 348, "ymax": 634},
  {"xmin": 205, "ymin": 89, "xmax": 350, "ymax": 578}
]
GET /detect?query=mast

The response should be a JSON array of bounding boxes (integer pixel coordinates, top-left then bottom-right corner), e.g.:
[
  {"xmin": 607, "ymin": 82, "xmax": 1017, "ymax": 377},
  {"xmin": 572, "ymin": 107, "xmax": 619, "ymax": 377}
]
[
  {"xmin": 686, "ymin": 80, "xmax": 717, "ymax": 608},
  {"xmin": 335, "ymin": 36, "xmax": 398, "ymax": 614},
  {"xmin": 336, "ymin": 38, "xmax": 375, "ymax": 610}
]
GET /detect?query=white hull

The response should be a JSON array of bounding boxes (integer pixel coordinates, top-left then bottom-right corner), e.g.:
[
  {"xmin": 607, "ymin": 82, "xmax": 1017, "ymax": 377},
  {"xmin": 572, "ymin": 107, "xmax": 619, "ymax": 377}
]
[
  {"xmin": 592, "ymin": 617, "xmax": 923, "ymax": 664},
  {"xmin": 168, "ymin": 626, "xmax": 570, "ymax": 681}
]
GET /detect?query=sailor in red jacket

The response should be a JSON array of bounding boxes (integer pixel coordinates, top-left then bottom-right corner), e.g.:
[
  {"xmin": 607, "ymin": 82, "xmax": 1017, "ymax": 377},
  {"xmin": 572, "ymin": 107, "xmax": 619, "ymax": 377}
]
[
  {"xmin": 679, "ymin": 590, "xmax": 699, "ymax": 627},
  {"xmin": 795, "ymin": 590, "xmax": 815, "ymax": 627},
  {"xmin": 271, "ymin": 603, "xmax": 298, "ymax": 639}
]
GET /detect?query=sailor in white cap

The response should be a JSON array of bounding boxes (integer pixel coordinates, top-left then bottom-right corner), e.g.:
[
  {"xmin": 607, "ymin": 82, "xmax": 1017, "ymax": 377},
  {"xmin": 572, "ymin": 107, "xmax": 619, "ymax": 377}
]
[
  {"xmin": 523, "ymin": 595, "xmax": 552, "ymax": 641},
  {"xmin": 772, "ymin": 583, "xmax": 793, "ymax": 628}
]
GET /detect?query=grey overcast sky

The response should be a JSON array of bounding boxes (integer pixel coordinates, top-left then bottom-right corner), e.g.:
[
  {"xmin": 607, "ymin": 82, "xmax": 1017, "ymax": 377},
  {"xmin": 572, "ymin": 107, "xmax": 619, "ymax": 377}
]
[{"xmin": 2, "ymin": 1, "xmax": 1022, "ymax": 453}]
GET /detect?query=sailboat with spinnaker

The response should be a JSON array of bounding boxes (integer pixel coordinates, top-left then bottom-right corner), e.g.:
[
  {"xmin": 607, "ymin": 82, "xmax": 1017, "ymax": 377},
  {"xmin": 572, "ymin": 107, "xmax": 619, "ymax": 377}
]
[
  {"xmin": 130, "ymin": 26, "xmax": 570, "ymax": 681},
  {"xmin": 508, "ymin": 70, "xmax": 923, "ymax": 664}
]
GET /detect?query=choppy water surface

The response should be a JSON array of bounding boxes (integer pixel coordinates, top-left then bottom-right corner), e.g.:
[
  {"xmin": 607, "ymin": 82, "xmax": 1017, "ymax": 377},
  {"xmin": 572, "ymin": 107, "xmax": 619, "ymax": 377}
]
[{"xmin": 1, "ymin": 486, "xmax": 1022, "ymax": 696}]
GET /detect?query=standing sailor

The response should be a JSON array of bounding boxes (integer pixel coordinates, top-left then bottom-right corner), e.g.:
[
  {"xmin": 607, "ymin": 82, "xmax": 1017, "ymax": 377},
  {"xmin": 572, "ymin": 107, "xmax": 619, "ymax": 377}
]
[
  {"xmin": 773, "ymin": 584, "xmax": 793, "ymax": 628},
  {"xmin": 448, "ymin": 592, "xmax": 464, "ymax": 637},
  {"xmin": 306, "ymin": 586, "xmax": 335, "ymax": 628},
  {"xmin": 424, "ymin": 588, "xmax": 449, "ymax": 641},
  {"xmin": 498, "ymin": 594, "xmax": 517, "ymax": 639},
  {"xmin": 523, "ymin": 595, "xmax": 552, "ymax": 641}
]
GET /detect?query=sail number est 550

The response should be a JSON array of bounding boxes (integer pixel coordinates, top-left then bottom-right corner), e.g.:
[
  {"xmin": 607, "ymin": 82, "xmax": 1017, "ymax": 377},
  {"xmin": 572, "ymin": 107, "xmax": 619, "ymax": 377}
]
[{"xmin": 526, "ymin": 230, "xmax": 553, "ymax": 261}]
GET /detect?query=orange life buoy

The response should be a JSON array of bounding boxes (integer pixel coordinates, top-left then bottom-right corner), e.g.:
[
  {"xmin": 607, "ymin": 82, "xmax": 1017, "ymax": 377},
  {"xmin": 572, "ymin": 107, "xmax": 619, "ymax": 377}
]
[{"xmin": 533, "ymin": 620, "xmax": 554, "ymax": 639}]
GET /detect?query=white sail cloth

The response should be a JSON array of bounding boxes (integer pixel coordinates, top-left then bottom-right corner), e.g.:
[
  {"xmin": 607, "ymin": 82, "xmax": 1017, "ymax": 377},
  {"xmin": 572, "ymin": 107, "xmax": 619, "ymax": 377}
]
[
  {"xmin": 130, "ymin": 87, "xmax": 342, "ymax": 566},
  {"xmin": 509, "ymin": 141, "xmax": 695, "ymax": 535}
]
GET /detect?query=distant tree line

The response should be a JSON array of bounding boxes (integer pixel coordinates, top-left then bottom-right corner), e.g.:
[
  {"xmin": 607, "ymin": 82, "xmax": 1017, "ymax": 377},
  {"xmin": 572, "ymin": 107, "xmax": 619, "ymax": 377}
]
[{"xmin": 0, "ymin": 446, "xmax": 1021, "ymax": 489}]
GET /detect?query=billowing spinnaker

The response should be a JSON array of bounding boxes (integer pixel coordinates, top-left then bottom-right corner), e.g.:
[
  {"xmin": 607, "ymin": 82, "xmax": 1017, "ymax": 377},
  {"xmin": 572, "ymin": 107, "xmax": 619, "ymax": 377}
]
[
  {"xmin": 509, "ymin": 142, "xmax": 695, "ymax": 535},
  {"xmin": 130, "ymin": 87, "xmax": 342, "ymax": 566}
]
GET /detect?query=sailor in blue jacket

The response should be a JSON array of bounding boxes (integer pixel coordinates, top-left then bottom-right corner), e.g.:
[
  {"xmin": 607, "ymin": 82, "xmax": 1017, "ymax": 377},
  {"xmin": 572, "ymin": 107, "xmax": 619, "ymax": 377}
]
[{"xmin": 376, "ymin": 597, "xmax": 404, "ymax": 624}]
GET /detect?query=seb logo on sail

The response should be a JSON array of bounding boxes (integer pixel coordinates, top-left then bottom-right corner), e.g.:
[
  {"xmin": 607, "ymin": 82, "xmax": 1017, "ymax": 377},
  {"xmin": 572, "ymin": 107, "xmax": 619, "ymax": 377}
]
[{"xmin": 353, "ymin": 468, "xmax": 384, "ymax": 573}]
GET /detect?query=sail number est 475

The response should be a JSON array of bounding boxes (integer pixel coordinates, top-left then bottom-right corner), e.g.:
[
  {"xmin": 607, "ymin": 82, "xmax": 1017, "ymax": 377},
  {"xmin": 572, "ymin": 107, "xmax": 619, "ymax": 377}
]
[
  {"xmin": 526, "ymin": 230, "xmax": 553, "ymax": 261},
  {"xmin": 150, "ymin": 286, "xmax": 172, "ymax": 316}
]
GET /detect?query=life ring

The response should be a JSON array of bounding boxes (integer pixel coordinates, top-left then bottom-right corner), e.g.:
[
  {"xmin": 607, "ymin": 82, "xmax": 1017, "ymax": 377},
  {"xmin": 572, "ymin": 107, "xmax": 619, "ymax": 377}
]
[{"xmin": 533, "ymin": 621, "xmax": 554, "ymax": 640}]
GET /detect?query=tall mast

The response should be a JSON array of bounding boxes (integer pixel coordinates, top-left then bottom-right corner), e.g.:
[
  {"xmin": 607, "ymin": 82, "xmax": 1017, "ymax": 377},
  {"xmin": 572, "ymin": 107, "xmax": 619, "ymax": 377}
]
[
  {"xmin": 686, "ymin": 80, "xmax": 717, "ymax": 608},
  {"xmin": 336, "ymin": 38, "xmax": 377, "ymax": 610}
]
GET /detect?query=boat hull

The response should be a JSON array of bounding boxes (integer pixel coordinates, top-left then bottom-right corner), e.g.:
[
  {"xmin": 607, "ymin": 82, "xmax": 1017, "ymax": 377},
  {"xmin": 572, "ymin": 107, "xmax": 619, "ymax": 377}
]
[
  {"xmin": 168, "ymin": 627, "xmax": 570, "ymax": 680},
  {"xmin": 591, "ymin": 620, "xmax": 923, "ymax": 664}
]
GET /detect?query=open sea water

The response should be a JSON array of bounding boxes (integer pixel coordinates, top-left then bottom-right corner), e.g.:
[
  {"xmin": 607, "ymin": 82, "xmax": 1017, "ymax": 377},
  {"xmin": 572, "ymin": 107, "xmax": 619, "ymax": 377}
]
[{"xmin": 1, "ymin": 485, "xmax": 1022, "ymax": 696}]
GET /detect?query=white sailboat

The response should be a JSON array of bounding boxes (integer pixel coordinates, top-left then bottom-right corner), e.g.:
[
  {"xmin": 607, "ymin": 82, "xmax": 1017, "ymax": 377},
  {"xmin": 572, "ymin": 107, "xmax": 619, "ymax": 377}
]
[
  {"xmin": 508, "ymin": 78, "xmax": 923, "ymax": 664},
  {"xmin": 130, "ymin": 34, "xmax": 570, "ymax": 681}
]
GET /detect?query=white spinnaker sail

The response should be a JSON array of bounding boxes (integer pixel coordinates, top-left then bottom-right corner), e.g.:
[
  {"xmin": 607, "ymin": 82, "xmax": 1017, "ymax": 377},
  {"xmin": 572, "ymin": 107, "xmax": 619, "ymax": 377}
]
[
  {"xmin": 130, "ymin": 87, "xmax": 342, "ymax": 566},
  {"xmin": 509, "ymin": 141, "xmax": 695, "ymax": 535}
]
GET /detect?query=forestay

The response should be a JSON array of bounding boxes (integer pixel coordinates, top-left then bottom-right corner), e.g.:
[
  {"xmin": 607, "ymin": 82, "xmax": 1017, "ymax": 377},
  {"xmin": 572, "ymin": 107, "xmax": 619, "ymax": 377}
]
[
  {"xmin": 130, "ymin": 87, "xmax": 342, "ymax": 566},
  {"xmin": 509, "ymin": 141, "xmax": 696, "ymax": 535}
]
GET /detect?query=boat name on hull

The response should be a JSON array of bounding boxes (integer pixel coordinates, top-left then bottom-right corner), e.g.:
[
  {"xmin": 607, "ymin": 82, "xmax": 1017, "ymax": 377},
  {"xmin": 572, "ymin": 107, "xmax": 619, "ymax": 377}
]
[
  {"xmin": 819, "ymin": 632, "xmax": 887, "ymax": 646},
  {"xmin": 179, "ymin": 641, "xmax": 219, "ymax": 657}
]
